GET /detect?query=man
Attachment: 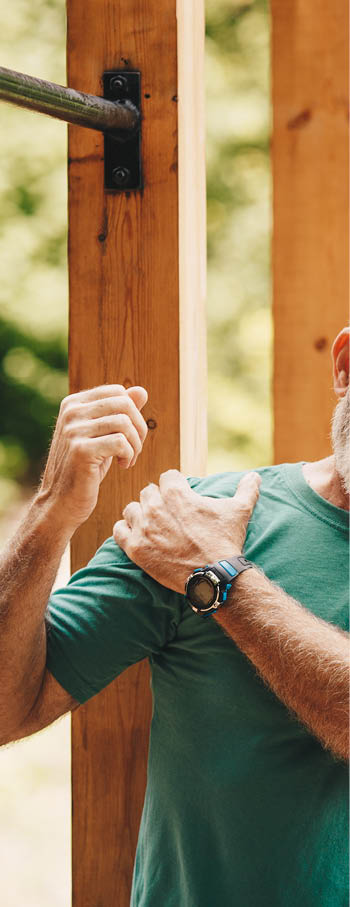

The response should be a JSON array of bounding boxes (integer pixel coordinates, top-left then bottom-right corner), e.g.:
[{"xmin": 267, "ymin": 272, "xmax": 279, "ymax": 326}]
[{"xmin": 0, "ymin": 329, "xmax": 349, "ymax": 906}]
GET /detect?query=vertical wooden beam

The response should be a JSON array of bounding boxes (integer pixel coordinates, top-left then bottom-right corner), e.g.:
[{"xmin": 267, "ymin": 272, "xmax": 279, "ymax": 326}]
[
  {"xmin": 271, "ymin": 0, "xmax": 349, "ymax": 463},
  {"xmin": 177, "ymin": 0, "xmax": 207, "ymax": 474},
  {"xmin": 67, "ymin": 2, "xmax": 206, "ymax": 906}
]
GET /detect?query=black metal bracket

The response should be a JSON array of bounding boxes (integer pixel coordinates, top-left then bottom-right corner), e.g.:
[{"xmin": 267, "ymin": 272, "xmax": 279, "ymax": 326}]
[{"xmin": 103, "ymin": 71, "xmax": 142, "ymax": 192}]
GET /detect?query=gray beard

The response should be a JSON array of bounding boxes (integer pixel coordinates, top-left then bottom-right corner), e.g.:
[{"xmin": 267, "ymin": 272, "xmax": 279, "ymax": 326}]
[{"xmin": 331, "ymin": 387, "xmax": 350, "ymax": 495}]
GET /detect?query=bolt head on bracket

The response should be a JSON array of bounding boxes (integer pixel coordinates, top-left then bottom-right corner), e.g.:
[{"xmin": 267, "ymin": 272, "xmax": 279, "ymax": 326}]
[
  {"xmin": 109, "ymin": 75, "xmax": 129, "ymax": 98},
  {"xmin": 112, "ymin": 167, "xmax": 131, "ymax": 187},
  {"xmin": 103, "ymin": 70, "xmax": 142, "ymax": 192}
]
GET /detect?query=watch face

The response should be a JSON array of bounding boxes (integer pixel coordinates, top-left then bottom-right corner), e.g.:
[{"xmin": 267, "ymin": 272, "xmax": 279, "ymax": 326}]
[{"xmin": 188, "ymin": 575, "xmax": 217, "ymax": 610}]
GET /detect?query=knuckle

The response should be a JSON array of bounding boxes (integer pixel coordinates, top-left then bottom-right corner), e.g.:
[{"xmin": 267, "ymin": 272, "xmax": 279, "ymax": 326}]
[
  {"xmin": 70, "ymin": 438, "xmax": 85, "ymax": 459},
  {"xmin": 91, "ymin": 400, "xmax": 105, "ymax": 417},
  {"xmin": 116, "ymin": 413, "xmax": 130, "ymax": 431},
  {"xmin": 62, "ymin": 403, "xmax": 77, "ymax": 424},
  {"xmin": 115, "ymin": 413, "xmax": 130, "ymax": 438},
  {"xmin": 60, "ymin": 394, "xmax": 74, "ymax": 411},
  {"xmin": 197, "ymin": 498, "xmax": 210, "ymax": 516},
  {"xmin": 123, "ymin": 501, "xmax": 134, "ymax": 519},
  {"xmin": 164, "ymin": 483, "xmax": 178, "ymax": 501},
  {"xmin": 142, "ymin": 518, "xmax": 151, "ymax": 538},
  {"xmin": 115, "ymin": 433, "xmax": 128, "ymax": 452},
  {"xmin": 63, "ymin": 423, "xmax": 76, "ymax": 440},
  {"xmin": 107, "ymin": 414, "xmax": 122, "ymax": 434},
  {"xmin": 145, "ymin": 499, "xmax": 157, "ymax": 518},
  {"xmin": 119, "ymin": 394, "xmax": 133, "ymax": 414},
  {"xmin": 141, "ymin": 482, "xmax": 156, "ymax": 498},
  {"xmin": 111, "ymin": 395, "xmax": 131, "ymax": 418},
  {"xmin": 139, "ymin": 487, "xmax": 149, "ymax": 506},
  {"xmin": 111, "ymin": 384, "xmax": 126, "ymax": 395},
  {"xmin": 98, "ymin": 384, "xmax": 125, "ymax": 397},
  {"xmin": 113, "ymin": 526, "xmax": 123, "ymax": 545},
  {"xmin": 236, "ymin": 501, "xmax": 250, "ymax": 515},
  {"xmin": 127, "ymin": 538, "xmax": 139, "ymax": 559}
]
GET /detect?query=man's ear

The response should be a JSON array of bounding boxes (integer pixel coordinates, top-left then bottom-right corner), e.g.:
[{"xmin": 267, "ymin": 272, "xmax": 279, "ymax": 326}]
[{"xmin": 332, "ymin": 328, "xmax": 350, "ymax": 397}]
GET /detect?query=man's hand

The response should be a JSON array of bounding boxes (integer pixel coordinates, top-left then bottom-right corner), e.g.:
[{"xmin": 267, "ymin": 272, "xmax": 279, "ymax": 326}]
[
  {"xmin": 113, "ymin": 469, "xmax": 261, "ymax": 593},
  {"xmin": 39, "ymin": 384, "xmax": 148, "ymax": 533}
]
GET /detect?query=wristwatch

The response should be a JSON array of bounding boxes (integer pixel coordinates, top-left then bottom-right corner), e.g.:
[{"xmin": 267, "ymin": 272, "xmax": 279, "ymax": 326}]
[{"xmin": 185, "ymin": 556, "xmax": 254, "ymax": 617}]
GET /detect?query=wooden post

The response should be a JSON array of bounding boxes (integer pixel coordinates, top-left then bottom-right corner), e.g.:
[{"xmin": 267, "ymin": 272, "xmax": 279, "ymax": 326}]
[
  {"xmin": 271, "ymin": 0, "xmax": 349, "ymax": 463},
  {"xmin": 67, "ymin": 1, "xmax": 206, "ymax": 905}
]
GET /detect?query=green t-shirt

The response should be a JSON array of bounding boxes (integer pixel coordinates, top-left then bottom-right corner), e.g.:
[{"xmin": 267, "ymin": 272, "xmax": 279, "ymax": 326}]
[{"xmin": 47, "ymin": 463, "xmax": 349, "ymax": 907}]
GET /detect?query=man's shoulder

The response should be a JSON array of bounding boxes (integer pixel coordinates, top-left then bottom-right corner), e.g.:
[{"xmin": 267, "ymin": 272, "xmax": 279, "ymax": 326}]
[{"xmin": 187, "ymin": 463, "xmax": 287, "ymax": 498}]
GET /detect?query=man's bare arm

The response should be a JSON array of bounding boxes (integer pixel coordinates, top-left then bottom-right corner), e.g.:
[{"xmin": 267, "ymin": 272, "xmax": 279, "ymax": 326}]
[
  {"xmin": 7, "ymin": 667, "xmax": 79, "ymax": 744},
  {"xmin": 0, "ymin": 384, "xmax": 148, "ymax": 745},
  {"xmin": 0, "ymin": 498, "xmax": 73, "ymax": 743},
  {"xmin": 215, "ymin": 569, "xmax": 350, "ymax": 761}
]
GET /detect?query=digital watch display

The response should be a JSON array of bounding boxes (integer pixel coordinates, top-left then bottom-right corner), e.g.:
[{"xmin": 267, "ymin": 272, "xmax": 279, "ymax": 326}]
[{"xmin": 185, "ymin": 556, "xmax": 254, "ymax": 617}]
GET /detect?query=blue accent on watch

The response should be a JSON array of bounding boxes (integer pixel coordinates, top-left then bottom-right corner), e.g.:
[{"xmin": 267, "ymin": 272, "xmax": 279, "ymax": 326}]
[
  {"xmin": 221, "ymin": 582, "xmax": 232, "ymax": 604},
  {"xmin": 219, "ymin": 561, "xmax": 238, "ymax": 577}
]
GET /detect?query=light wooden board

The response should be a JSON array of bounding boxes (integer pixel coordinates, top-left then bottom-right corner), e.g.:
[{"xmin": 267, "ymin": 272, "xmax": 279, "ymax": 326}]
[
  {"xmin": 271, "ymin": 0, "xmax": 349, "ymax": 463},
  {"xmin": 67, "ymin": 1, "xmax": 206, "ymax": 904}
]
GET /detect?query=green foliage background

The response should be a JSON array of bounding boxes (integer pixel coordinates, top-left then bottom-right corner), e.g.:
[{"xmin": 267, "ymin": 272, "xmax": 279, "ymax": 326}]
[
  {"xmin": 206, "ymin": 0, "xmax": 271, "ymax": 472},
  {"xmin": 0, "ymin": 0, "xmax": 271, "ymax": 516}
]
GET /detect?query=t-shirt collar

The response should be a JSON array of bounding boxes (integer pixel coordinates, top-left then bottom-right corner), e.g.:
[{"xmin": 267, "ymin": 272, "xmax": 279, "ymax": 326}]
[{"xmin": 282, "ymin": 462, "xmax": 349, "ymax": 534}]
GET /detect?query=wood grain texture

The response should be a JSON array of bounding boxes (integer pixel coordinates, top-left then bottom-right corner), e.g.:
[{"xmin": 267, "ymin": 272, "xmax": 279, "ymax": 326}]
[
  {"xmin": 178, "ymin": 0, "xmax": 207, "ymax": 475},
  {"xmin": 67, "ymin": 1, "xmax": 206, "ymax": 904},
  {"xmin": 271, "ymin": 0, "xmax": 349, "ymax": 463}
]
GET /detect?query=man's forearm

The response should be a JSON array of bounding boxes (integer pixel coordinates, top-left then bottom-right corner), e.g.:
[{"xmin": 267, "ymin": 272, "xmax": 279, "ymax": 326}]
[
  {"xmin": 215, "ymin": 569, "xmax": 349, "ymax": 761},
  {"xmin": 0, "ymin": 383, "xmax": 149, "ymax": 744},
  {"xmin": 0, "ymin": 493, "xmax": 71, "ymax": 742}
]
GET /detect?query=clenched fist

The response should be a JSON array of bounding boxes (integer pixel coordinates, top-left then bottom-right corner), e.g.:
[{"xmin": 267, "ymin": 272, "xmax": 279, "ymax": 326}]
[{"xmin": 39, "ymin": 384, "xmax": 148, "ymax": 532}]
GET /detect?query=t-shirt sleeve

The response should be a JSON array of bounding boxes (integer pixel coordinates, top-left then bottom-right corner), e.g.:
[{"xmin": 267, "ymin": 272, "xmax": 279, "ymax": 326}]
[{"xmin": 46, "ymin": 537, "xmax": 184, "ymax": 704}]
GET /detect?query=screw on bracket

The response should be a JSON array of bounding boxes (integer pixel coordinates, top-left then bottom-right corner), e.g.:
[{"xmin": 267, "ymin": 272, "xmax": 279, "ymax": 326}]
[
  {"xmin": 112, "ymin": 167, "xmax": 131, "ymax": 187},
  {"xmin": 109, "ymin": 75, "xmax": 129, "ymax": 98}
]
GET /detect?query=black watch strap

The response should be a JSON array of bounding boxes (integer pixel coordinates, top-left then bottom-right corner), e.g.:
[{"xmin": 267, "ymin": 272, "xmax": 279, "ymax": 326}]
[{"xmin": 211, "ymin": 556, "xmax": 253, "ymax": 583}]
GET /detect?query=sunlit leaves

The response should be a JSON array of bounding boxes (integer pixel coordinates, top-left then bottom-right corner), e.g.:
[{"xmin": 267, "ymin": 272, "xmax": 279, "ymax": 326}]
[{"xmin": 206, "ymin": 0, "xmax": 271, "ymax": 472}]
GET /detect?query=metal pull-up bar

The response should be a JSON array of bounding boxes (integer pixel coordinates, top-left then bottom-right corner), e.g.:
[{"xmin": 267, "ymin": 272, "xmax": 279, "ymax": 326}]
[
  {"xmin": 0, "ymin": 66, "xmax": 139, "ymax": 134},
  {"xmin": 0, "ymin": 65, "xmax": 142, "ymax": 190}
]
